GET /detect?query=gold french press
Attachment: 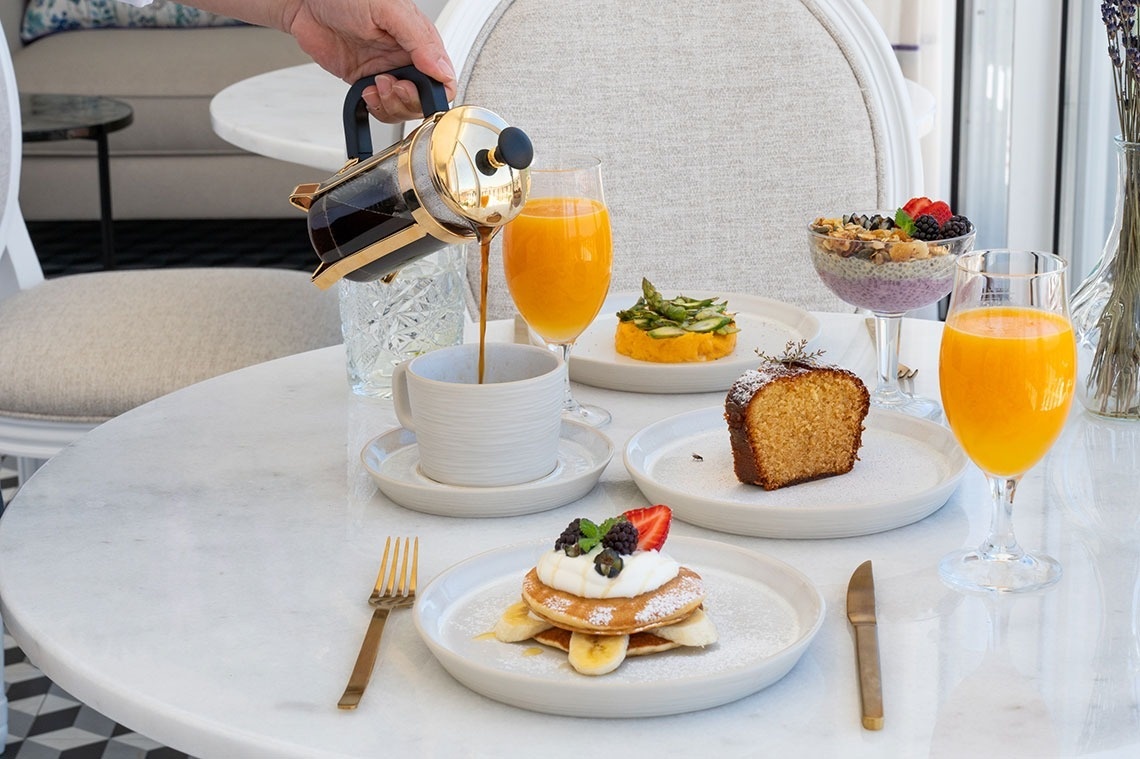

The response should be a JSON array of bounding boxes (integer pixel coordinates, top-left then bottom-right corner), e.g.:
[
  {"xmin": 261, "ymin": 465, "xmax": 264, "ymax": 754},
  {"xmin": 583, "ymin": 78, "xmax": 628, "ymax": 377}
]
[{"xmin": 290, "ymin": 66, "xmax": 533, "ymax": 289}]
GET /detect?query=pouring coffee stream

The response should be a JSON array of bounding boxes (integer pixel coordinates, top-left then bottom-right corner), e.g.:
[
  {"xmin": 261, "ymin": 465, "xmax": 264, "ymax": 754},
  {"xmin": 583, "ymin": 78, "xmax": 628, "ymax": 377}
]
[{"xmin": 289, "ymin": 66, "xmax": 534, "ymax": 384}]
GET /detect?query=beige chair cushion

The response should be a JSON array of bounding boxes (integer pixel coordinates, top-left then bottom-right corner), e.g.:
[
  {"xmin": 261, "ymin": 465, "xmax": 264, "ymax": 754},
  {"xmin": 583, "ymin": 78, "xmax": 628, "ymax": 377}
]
[
  {"xmin": 456, "ymin": 0, "xmax": 886, "ymax": 319},
  {"xmin": 0, "ymin": 267, "xmax": 341, "ymax": 422}
]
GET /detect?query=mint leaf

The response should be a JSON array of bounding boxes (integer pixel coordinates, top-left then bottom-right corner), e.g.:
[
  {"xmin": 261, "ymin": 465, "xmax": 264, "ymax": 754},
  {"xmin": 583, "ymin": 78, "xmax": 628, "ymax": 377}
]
[
  {"xmin": 597, "ymin": 516, "xmax": 622, "ymax": 537},
  {"xmin": 578, "ymin": 519, "xmax": 601, "ymax": 553},
  {"xmin": 895, "ymin": 208, "xmax": 915, "ymax": 236}
]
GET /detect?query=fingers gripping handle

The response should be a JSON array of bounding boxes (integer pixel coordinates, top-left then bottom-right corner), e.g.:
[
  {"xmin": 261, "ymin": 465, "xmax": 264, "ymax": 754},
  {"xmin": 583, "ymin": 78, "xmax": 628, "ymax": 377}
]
[{"xmin": 343, "ymin": 66, "xmax": 450, "ymax": 161}]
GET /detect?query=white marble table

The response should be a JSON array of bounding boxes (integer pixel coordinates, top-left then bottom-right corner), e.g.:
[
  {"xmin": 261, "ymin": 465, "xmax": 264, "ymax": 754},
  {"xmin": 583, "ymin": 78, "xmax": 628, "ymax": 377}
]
[
  {"xmin": 210, "ymin": 63, "xmax": 937, "ymax": 174},
  {"xmin": 1, "ymin": 313, "xmax": 1138, "ymax": 758}
]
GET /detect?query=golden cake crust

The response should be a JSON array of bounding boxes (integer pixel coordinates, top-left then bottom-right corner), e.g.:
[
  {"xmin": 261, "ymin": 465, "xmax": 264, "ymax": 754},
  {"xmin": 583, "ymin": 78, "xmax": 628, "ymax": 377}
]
[
  {"xmin": 521, "ymin": 566, "xmax": 705, "ymax": 635},
  {"xmin": 724, "ymin": 360, "xmax": 870, "ymax": 490}
]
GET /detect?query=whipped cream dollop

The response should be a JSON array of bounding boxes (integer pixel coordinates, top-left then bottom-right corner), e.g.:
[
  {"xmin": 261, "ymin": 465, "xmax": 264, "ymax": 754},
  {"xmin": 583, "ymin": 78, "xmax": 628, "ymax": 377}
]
[{"xmin": 536, "ymin": 546, "xmax": 680, "ymax": 598}]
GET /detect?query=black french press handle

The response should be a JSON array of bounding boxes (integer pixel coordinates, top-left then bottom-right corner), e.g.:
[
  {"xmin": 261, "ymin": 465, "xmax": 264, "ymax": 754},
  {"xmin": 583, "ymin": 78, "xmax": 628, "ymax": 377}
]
[{"xmin": 343, "ymin": 66, "xmax": 450, "ymax": 161}]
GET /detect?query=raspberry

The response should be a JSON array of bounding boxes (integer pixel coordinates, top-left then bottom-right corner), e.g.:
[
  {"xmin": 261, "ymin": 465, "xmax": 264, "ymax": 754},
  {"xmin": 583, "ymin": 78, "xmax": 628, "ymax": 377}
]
[{"xmin": 912, "ymin": 214, "xmax": 941, "ymax": 241}]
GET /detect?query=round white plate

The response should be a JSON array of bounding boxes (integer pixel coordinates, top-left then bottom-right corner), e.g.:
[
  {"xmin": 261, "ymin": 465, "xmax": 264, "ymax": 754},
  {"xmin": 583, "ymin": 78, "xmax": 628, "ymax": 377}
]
[
  {"xmin": 625, "ymin": 407, "xmax": 968, "ymax": 539},
  {"xmin": 563, "ymin": 291, "xmax": 821, "ymax": 393},
  {"xmin": 361, "ymin": 420, "xmax": 613, "ymax": 517},
  {"xmin": 413, "ymin": 536, "xmax": 825, "ymax": 718}
]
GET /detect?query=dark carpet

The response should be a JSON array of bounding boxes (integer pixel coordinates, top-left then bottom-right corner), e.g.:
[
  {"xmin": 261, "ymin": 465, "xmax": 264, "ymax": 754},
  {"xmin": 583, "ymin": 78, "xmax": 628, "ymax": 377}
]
[{"xmin": 28, "ymin": 218, "xmax": 317, "ymax": 277}]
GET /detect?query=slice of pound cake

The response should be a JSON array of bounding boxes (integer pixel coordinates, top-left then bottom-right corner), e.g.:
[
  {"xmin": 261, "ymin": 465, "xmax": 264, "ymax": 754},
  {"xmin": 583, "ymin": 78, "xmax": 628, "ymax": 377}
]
[{"xmin": 725, "ymin": 342, "xmax": 870, "ymax": 490}]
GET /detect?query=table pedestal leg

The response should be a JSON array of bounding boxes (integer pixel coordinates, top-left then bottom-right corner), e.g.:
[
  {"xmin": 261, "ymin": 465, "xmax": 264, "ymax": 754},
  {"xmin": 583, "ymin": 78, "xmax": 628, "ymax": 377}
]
[{"xmin": 95, "ymin": 133, "xmax": 116, "ymax": 269}]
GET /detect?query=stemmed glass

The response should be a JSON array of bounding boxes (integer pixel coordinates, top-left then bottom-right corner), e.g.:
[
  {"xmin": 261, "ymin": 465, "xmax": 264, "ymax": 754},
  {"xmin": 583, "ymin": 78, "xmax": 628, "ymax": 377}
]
[
  {"xmin": 938, "ymin": 250, "xmax": 1076, "ymax": 593},
  {"xmin": 808, "ymin": 216, "xmax": 975, "ymax": 420},
  {"xmin": 502, "ymin": 154, "xmax": 613, "ymax": 427}
]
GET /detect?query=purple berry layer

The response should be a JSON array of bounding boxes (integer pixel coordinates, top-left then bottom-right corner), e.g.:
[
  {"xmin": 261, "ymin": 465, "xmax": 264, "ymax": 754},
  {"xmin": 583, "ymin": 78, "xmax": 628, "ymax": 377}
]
[{"xmin": 810, "ymin": 245, "xmax": 959, "ymax": 314}]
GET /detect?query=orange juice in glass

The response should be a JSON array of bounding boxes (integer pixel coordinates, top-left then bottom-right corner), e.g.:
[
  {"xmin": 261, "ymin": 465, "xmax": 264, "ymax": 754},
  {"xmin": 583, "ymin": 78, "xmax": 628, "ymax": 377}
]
[
  {"xmin": 503, "ymin": 196, "xmax": 613, "ymax": 344},
  {"xmin": 938, "ymin": 250, "xmax": 1074, "ymax": 594},
  {"xmin": 502, "ymin": 155, "xmax": 613, "ymax": 427},
  {"xmin": 940, "ymin": 306, "xmax": 1076, "ymax": 477}
]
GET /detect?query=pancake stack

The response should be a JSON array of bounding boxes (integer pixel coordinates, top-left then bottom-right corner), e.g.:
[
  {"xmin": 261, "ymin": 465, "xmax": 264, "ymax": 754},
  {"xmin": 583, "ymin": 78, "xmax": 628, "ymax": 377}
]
[{"xmin": 492, "ymin": 506, "xmax": 718, "ymax": 675}]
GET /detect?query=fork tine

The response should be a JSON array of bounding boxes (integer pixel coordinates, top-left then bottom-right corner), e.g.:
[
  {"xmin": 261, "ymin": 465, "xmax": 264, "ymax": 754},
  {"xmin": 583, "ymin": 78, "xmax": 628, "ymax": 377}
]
[
  {"xmin": 396, "ymin": 537, "xmax": 411, "ymax": 596},
  {"xmin": 409, "ymin": 537, "xmax": 419, "ymax": 595},
  {"xmin": 372, "ymin": 537, "xmax": 392, "ymax": 594},
  {"xmin": 384, "ymin": 538, "xmax": 401, "ymax": 596}
]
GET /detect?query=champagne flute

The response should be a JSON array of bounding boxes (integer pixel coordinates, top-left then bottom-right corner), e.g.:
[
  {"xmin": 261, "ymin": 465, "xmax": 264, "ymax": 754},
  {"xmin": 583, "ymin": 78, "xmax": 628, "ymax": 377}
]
[
  {"xmin": 938, "ymin": 250, "xmax": 1076, "ymax": 593},
  {"xmin": 502, "ymin": 154, "xmax": 613, "ymax": 427}
]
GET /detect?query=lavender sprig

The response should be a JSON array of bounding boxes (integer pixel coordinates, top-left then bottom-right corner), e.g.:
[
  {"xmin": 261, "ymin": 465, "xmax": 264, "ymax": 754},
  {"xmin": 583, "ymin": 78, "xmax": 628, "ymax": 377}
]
[{"xmin": 1087, "ymin": 1, "xmax": 1140, "ymax": 416}]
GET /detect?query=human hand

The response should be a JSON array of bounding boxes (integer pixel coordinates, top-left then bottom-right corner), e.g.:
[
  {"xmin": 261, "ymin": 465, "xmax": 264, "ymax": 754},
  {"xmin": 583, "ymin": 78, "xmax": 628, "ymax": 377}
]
[{"xmin": 284, "ymin": 0, "xmax": 457, "ymax": 122}]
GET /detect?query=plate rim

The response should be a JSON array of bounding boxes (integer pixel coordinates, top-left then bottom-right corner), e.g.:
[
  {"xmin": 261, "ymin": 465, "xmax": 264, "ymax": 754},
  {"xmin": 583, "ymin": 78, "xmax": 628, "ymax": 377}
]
[
  {"xmin": 412, "ymin": 535, "xmax": 826, "ymax": 718},
  {"xmin": 623, "ymin": 405, "xmax": 968, "ymax": 539},
  {"xmin": 566, "ymin": 290, "xmax": 822, "ymax": 393}
]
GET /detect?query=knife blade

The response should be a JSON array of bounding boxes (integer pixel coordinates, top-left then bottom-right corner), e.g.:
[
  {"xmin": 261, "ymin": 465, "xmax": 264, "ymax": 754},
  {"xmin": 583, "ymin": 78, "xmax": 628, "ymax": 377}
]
[{"xmin": 846, "ymin": 559, "xmax": 883, "ymax": 730}]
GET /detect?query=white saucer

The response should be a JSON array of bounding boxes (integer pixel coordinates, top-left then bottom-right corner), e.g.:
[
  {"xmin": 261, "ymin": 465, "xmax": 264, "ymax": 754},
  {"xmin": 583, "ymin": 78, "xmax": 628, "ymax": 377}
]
[{"xmin": 361, "ymin": 420, "xmax": 614, "ymax": 517}]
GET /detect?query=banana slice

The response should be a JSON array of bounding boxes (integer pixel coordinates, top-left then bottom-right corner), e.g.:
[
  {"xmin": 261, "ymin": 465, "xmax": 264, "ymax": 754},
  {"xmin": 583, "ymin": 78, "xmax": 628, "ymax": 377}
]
[
  {"xmin": 493, "ymin": 600, "xmax": 554, "ymax": 642},
  {"xmin": 654, "ymin": 607, "xmax": 718, "ymax": 647},
  {"xmin": 567, "ymin": 632, "xmax": 629, "ymax": 676}
]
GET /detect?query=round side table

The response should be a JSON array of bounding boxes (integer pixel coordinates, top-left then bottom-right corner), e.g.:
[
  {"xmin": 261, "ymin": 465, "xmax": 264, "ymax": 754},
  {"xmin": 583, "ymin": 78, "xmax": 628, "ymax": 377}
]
[{"xmin": 19, "ymin": 94, "xmax": 134, "ymax": 269}]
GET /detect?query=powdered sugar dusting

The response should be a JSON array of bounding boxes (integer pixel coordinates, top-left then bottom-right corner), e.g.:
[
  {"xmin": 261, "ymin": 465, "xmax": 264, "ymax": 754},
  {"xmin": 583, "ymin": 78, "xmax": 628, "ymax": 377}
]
[
  {"xmin": 587, "ymin": 607, "xmax": 615, "ymax": 626},
  {"xmin": 543, "ymin": 597, "xmax": 570, "ymax": 613},
  {"xmin": 633, "ymin": 573, "xmax": 703, "ymax": 623},
  {"xmin": 726, "ymin": 364, "xmax": 804, "ymax": 408}
]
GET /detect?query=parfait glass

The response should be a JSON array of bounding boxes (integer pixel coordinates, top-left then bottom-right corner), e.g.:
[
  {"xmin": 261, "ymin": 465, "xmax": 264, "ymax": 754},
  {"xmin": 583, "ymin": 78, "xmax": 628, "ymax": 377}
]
[
  {"xmin": 808, "ymin": 217, "xmax": 975, "ymax": 420},
  {"xmin": 502, "ymin": 154, "xmax": 613, "ymax": 427},
  {"xmin": 938, "ymin": 250, "xmax": 1076, "ymax": 593}
]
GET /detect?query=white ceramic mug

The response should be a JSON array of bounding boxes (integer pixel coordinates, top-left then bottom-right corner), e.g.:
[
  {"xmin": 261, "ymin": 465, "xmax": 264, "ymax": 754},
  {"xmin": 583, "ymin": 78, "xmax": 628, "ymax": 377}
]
[{"xmin": 391, "ymin": 342, "xmax": 564, "ymax": 487}]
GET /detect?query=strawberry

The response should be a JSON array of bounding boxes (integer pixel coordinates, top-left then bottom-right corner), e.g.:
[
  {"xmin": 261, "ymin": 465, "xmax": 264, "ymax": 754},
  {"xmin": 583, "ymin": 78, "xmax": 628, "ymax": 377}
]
[
  {"xmin": 902, "ymin": 196, "xmax": 932, "ymax": 218},
  {"xmin": 622, "ymin": 504, "xmax": 672, "ymax": 551},
  {"xmin": 924, "ymin": 200, "xmax": 953, "ymax": 226}
]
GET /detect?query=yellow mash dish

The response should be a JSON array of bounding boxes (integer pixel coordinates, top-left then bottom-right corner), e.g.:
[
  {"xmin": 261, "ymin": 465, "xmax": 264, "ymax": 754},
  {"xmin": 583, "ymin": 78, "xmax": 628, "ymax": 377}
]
[{"xmin": 615, "ymin": 279, "xmax": 739, "ymax": 363}]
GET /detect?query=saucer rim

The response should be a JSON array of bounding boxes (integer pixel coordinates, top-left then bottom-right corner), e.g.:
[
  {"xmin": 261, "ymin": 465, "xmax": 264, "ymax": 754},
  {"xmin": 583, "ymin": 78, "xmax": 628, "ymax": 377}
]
[{"xmin": 361, "ymin": 419, "xmax": 614, "ymax": 517}]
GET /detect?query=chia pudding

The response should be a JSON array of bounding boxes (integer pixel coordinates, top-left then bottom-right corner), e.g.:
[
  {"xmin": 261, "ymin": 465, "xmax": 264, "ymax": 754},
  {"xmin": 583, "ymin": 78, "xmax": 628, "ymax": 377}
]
[{"xmin": 808, "ymin": 216, "xmax": 975, "ymax": 314}]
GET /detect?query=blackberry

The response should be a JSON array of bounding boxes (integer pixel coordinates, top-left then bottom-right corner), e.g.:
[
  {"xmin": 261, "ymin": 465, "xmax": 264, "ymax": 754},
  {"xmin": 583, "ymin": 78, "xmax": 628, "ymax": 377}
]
[
  {"xmin": 593, "ymin": 547, "xmax": 624, "ymax": 578},
  {"xmin": 601, "ymin": 520, "xmax": 639, "ymax": 555},
  {"xmin": 912, "ymin": 214, "xmax": 941, "ymax": 241},
  {"xmin": 554, "ymin": 518, "xmax": 583, "ymax": 556},
  {"xmin": 939, "ymin": 215, "xmax": 972, "ymax": 240}
]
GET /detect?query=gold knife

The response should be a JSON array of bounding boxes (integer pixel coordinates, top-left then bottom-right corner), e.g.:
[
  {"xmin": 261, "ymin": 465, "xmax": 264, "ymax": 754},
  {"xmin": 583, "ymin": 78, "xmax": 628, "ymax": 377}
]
[{"xmin": 846, "ymin": 560, "xmax": 883, "ymax": 730}]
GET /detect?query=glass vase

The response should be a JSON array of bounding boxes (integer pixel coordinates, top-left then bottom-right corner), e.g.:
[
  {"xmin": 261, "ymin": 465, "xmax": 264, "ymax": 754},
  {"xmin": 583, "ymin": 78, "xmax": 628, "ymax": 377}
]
[{"xmin": 1071, "ymin": 138, "xmax": 1140, "ymax": 419}]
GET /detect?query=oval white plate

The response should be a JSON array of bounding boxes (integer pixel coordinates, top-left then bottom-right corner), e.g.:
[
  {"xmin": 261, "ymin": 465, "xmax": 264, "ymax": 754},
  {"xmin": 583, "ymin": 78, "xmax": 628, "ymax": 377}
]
[
  {"xmin": 361, "ymin": 420, "xmax": 613, "ymax": 517},
  {"xmin": 413, "ymin": 536, "xmax": 825, "ymax": 718},
  {"xmin": 563, "ymin": 291, "xmax": 821, "ymax": 394},
  {"xmin": 625, "ymin": 407, "xmax": 968, "ymax": 538}
]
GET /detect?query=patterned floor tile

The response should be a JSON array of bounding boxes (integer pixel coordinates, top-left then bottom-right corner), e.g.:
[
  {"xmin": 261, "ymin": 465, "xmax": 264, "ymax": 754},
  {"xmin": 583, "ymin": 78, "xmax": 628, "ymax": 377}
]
[{"xmin": 3, "ymin": 632, "xmax": 193, "ymax": 759}]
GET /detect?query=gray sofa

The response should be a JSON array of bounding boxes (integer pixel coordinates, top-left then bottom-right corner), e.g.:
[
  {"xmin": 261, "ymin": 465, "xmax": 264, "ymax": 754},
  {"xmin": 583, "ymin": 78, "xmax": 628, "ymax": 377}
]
[{"xmin": 1, "ymin": 0, "xmax": 316, "ymax": 220}]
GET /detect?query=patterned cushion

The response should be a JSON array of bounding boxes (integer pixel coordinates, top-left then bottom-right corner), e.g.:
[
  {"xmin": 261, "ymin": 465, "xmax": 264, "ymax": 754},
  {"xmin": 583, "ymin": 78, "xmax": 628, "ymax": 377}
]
[{"xmin": 20, "ymin": 0, "xmax": 245, "ymax": 44}]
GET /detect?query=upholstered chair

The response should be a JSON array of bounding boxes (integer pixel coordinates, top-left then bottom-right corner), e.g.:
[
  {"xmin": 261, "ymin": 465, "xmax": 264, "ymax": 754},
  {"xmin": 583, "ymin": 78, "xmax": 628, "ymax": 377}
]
[
  {"xmin": 0, "ymin": 20, "xmax": 341, "ymax": 487},
  {"xmin": 434, "ymin": 0, "xmax": 923, "ymax": 320}
]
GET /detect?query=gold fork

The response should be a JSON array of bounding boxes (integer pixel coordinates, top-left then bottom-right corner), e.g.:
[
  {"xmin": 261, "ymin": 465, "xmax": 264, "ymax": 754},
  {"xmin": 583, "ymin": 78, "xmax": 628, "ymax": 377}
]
[
  {"xmin": 337, "ymin": 536, "xmax": 418, "ymax": 710},
  {"xmin": 864, "ymin": 317, "xmax": 917, "ymax": 380}
]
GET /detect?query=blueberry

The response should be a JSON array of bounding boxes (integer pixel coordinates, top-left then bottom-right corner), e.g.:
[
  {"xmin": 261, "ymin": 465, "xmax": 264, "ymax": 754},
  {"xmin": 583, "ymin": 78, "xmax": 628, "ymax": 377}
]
[{"xmin": 593, "ymin": 547, "xmax": 624, "ymax": 578}]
